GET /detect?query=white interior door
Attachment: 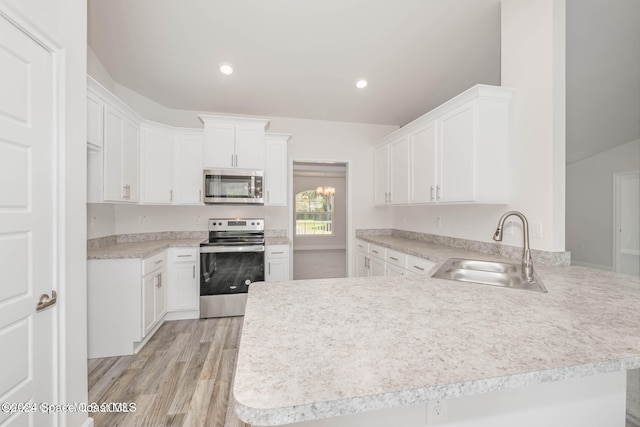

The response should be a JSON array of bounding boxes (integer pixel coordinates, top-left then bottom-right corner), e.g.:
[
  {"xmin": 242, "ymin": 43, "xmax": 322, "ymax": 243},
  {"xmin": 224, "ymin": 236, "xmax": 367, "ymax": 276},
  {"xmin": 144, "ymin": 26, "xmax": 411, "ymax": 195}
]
[
  {"xmin": 0, "ymin": 11, "xmax": 58, "ymax": 427},
  {"xmin": 614, "ymin": 172, "xmax": 640, "ymax": 276}
]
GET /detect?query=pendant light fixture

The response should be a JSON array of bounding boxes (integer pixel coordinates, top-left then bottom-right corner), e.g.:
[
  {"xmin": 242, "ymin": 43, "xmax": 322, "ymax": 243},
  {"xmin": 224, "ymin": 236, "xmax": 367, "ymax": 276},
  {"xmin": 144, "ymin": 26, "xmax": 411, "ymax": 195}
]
[{"xmin": 316, "ymin": 172, "xmax": 335, "ymax": 196}]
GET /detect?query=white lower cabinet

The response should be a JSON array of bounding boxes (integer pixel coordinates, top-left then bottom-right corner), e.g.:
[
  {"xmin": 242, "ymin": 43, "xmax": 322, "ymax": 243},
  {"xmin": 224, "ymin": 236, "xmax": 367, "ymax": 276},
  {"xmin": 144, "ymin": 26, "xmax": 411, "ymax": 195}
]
[
  {"xmin": 265, "ymin": 245, "xmax": 290, "ymax": 282},
  {"xmin": 141, "ymin": 252, "xmax": 167, "ymax": 338},
  {"xmin": 352, "ymin": 239, "xmax": 436, "ymax": 278},
  {"xmin": 88, "ymin": 246, "xmax": 203, "ymax": 359},
  {"xmin": 88, "ymin": 251, "xmax": 167, "ymax": 358},
  {"xmin": 167, "ymin": 247, "xmax": 199, "ymax": 318}
]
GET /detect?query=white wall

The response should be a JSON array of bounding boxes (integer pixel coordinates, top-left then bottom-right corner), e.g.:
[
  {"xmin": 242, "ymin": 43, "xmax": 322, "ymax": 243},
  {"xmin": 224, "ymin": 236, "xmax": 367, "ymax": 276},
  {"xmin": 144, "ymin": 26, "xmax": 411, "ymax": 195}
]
[
  {"xmin": 87, "ymin": 203, "xmax": 116, "ymax": 239},
  {"xmin": 393, "ymin": 0, "xmax": 567, "ymax": 253},
  {"xmin": 566, "ymin": 139, "xmax": 640, "ymax": 270},
  {"xmin": 5, "ymin": 1, "xmax": 88, "ymax": 426}
]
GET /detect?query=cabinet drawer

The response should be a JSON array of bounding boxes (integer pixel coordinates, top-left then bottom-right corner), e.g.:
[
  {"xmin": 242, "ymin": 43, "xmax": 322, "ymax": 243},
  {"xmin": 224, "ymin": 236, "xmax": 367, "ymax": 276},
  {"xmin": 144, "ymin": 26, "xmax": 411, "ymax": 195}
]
[
  {"xmin": 143, "ymin": 252, "xmax": 167, "ymax": 276},
  {"xmin": 355, "ymin": 239, "xmax": 368, "ymax": 252},
  {"xmin": 368, "ymin": 244, "xmax": 386, "ymax": 260},
  {"xmin": 407, "ymin": 256, "xmax": 436, "ymax": 274},
  {"xmin": 386, "ymin": 249, "xmax": 407, "ymax": 268},
  {"xmin": 171, "ymin": 247, "xmax": 198, "ymax": 262},
  {"xmin": 266, "ymin": 245, "xmax": 289, "ymax": 259}
]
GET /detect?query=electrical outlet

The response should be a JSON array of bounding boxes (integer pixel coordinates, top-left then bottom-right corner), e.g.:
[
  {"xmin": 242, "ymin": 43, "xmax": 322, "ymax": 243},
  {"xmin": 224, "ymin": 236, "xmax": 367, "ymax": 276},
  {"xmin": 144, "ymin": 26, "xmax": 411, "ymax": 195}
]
[
  {"xmin": 195, "ymin": 215, "xmax": 200, "ymax": 224},
  {"xmin": 138, "ymin": 215, "xmax": 146, "ymax": 225},
  {"xmin": 427, "ymin": 400, "xmax": 448, "ymax": 424},
  {"xmin": 436, "ymin": 217, "xmax": 442, "ymax": 229},
  {"xmin": 90, "ymin": 216, "xmax": 97, "ymax": 230},
  {"xmin": 532, "ymin": 221, "xmax": 542, "ymax": 239},
  {"xmin": 505, "ymin": 220, "xmax": 514, "ymax": 236}
]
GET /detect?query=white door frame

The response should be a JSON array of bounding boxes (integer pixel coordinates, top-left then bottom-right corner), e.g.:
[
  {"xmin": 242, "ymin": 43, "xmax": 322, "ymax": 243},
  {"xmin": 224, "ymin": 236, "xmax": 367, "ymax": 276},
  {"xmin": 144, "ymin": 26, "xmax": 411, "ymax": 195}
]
[
  {"xmin": 288, "ymin": 158, "xmax": 353, "ymax": 277},
  {"xmin": 612, "ymin": 171, "xmax": 640, "ymax": 274},
  {"xmin": 0, "ymin": 2, "xmax": 69, "ymax": 426}
]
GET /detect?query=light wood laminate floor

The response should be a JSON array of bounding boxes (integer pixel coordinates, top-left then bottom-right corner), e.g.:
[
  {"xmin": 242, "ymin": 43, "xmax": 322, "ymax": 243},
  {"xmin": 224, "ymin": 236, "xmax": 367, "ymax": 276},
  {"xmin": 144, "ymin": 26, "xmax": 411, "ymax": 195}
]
[{"xmin": 88, "ymin": 317, "xmax": 248, "ymax": 427}]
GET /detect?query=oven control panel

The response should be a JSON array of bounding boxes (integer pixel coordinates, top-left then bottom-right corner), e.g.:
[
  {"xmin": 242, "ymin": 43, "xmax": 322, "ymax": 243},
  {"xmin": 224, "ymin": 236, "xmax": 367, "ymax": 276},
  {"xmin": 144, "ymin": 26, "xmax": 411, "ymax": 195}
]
[{"xmin": 208, "ymin": 218, "xmax": 264, "ymax": 231}]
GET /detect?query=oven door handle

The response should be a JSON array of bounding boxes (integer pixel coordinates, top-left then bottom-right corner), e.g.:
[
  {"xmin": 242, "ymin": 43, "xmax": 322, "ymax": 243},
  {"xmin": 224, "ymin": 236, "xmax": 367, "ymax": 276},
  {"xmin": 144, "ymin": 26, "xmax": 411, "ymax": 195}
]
[{"xmin": 200, "ymin": 245, "xmax": 265, "ymax": 254}]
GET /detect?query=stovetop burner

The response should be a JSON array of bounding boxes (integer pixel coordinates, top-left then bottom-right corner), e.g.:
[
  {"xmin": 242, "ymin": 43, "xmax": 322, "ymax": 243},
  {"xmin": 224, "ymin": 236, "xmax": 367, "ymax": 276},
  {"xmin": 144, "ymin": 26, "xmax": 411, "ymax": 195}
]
[{"xmin": 201, "ymin": 218, "xmax": 265, "ymax": 247}]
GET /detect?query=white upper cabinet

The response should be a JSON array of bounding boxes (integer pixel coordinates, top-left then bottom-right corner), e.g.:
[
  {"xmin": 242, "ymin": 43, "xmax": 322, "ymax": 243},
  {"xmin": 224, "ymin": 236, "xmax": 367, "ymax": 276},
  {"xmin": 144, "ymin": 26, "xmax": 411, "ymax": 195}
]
[
  {"xmin": 264, "ymin": 133, "xmax": 291, "ymax": 206},
  {"xmin": 86, "ymin": 91, "xmax": 103, "ymax": 149},
  {"xmin": 103, "ymin": 104, "xmax": 140, "ymax": 202},
  {"xmin": 199, "ymin": 115, "xmax": 270, "ymax": 170},
  {"xmin": 174, "ymin": 131, "xmax": 203, "ymax": 205},
  {"xmin": 377, "ymin": 84, "xmax": 513, "ymax": 206},
  {"xmin": 374, "ymin": 144, "xmax": 390, "ymax": 205},
  {"xmin": 374, "ymin": 137, "xmax": 409, "ymax": 205},
  {"xmin": 141, "ymin": 124, "xmax": 174, "ymax": 204},
  {"xmin": 409, "ymin": 120, "xmax": 437, "ymax": 204}
]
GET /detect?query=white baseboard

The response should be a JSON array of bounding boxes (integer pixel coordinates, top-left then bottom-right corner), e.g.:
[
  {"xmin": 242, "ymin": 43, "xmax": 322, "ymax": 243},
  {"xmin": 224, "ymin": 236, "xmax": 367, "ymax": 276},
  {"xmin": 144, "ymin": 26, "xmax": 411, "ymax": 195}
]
[
  {"xmin": 570, "ymin": 261, "xmax": 613, "ymax": 271},
  {"xmin": 164, "ymin": 310, "xmax": 199, "ymax": 321}
]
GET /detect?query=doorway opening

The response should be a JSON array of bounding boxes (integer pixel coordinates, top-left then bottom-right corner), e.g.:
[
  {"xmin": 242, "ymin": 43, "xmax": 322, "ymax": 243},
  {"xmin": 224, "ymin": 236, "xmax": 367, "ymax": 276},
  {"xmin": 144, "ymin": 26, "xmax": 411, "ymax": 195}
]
[
  {"xmin": 613, "ymin": 171, "xmax": 640, "ymax": 276},
  {"xmin": 292, "ymin": 161, "xmax": 348, "ymax": 279}
]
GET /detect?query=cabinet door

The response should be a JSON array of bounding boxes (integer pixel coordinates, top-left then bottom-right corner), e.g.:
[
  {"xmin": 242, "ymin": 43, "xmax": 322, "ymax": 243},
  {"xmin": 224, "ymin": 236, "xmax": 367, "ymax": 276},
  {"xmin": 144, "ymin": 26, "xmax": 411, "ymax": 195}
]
[
  {"xmin": 266, "ymin": 258, "xmax": 289, "ymax": 282},
  {"xmin": 355, "ymin": 251, "xmax": 369, "ymax": 277},
  {"xmin": 156, "ymin": 269, "xmax": 167, "ymax": 320},
  {"xmin": 169, "ymin": 262, "xmax": 198, "ymax": 311},
  {"xmin": 203, "ymin": 123, "xmax": 235, "ymax": 168},
  {"xmin": 409, "ymin": 121, "xmax": 438, "ymax": 203},
  {"xmin": 175, "ymin": 134, "xmax": 203, "ymax": 204},
  {"xmin": 142, "ymin": 127, "xmax": 174, "ymax": 204},
  {"xmin": 389, "ymin": 137, "xmax": 409, "ymax": 204},
  {"xmin": 369, "ymin": 256, "xmax": 386, "ymax": 277},
  {"xmin": 235, "ymin": 125, "xmax": 264, "ymax": 169},
  {"xmin": 87, "ymin": 93, "xmax": 103, "ymax": 148},
  {"xmin": 142, "ymin": 273, "xmax": 156, "ymax": 336},
  {"xmin": 103, "ymin": 106, "xmax": 125, "ymax": 201},
  {"xmin": 374, "ymin": 144, "xmax": 390, "ymax": 205},
  {"xmin": 264, "ymin": 138, "xmax": 287, "ymax": 206},
  {"xmin": 386, "ymin": 263, "xmax": 410, "ymax": 277},
  {"xmin": 439, "ymin": 101, "xmax": 475, "ymax": 202},
  {"xmin": 123, "ymin": 119, "xmax": 140, "ymax": 202}
]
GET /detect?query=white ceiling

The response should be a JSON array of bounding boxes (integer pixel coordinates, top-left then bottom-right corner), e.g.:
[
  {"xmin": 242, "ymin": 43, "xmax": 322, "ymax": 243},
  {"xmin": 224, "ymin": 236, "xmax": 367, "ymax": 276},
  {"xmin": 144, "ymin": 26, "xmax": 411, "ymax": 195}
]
[{"xmin": 87, "ymin": 0, "xmax": 501, "ymax": 127}]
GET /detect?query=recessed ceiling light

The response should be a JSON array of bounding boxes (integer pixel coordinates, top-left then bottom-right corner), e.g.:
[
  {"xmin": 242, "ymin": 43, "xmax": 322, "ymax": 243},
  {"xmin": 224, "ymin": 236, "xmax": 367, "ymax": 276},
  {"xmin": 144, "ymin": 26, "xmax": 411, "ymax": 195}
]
[
  {"xmin": 356, "ymin": 79, "xmax": 368, "ymax": 89},
  {"xmin": 219, "ymin": 64, "xmax": 234, "ymax": 75}
]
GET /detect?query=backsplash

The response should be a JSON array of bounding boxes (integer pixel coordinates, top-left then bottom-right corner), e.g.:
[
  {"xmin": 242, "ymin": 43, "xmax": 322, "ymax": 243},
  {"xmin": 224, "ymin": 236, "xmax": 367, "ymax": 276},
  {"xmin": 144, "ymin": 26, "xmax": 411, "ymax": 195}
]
[
  {"xmin": 356, "ymin": 229, "xmax": 571, "ymax": 266},
  {"xmin": 87, "ymin": 229, "xmax": 288, "ymax": 249}
]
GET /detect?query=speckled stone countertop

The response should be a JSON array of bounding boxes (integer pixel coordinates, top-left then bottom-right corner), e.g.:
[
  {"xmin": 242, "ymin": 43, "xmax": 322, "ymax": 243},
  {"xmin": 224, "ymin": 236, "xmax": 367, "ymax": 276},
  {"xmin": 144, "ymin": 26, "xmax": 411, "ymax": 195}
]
[
  {"xmin": 88, "ymin": 236, "xmax": 289, "ymax": 259},
  {"xmin": 234, "ymin": 264, "xmax": 640, "ymax": 425},
  {"xmin": 87, "ymin": 238, "xmax": 204, "ymax": 260}
]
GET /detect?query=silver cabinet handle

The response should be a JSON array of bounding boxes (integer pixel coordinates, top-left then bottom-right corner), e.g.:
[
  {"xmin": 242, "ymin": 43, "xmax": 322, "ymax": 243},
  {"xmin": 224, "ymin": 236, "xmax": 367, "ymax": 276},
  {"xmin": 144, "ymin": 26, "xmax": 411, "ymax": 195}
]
[
  {"xmin": 235, "ymin": 154, "xmax": 238, "ymax": 167},
  {"xmin": 37, "ymin": 290, "xmax": 57, "ymax": 311},
  {"xmin": 388, "ymin": 192, "xmax": 392, "ymax": 203},
  {"xmin": 436, "ymin": 185, "xmax": 441, "ymax": 201},
  {"xmin": 267, "ymin": 191, "xmax": 270, "ymax": 204},
  {"xmin": 430, "ymin": 186, "xmax": 434, "ymax": 201},
  {"xmin": 413, "ymin": 265, "xmax": 425, "ymax": 271},
  {"xmin": 158, "ymin": 273, "xmax": 162, "ymax": 287},
  {"xmin": 155, "ymin": 259, "xmax": 163, "ymax": 264},
  {"xmin": 170, "ymin": 189, "xmax": 173, "ymax": 202},
  {"xmin": 271, "ymin": 251, "xmax": 284, "ymax": 255},
  {"xmin": 177, "ymin": 254, "xmax": 191, "ymax": 258},
  {"xmin": 199, "ymin": 189, "xmax": 202, "ymax": 202},
  {"xmin": 390, "ymin": 256, "xmax": 399, "ymax": 261},
  {"xmin": 231, "ymin": 154, "xmax": 235, "ymax": 167},
  {"xmin": 365, "ymin": 257, "xmax": 370, "ymax": 268},
  {"xmin": 193, "ymin": 265, "xmax": 195, "ymax": 278},
  {"xmin": 268, "ymin": 262, "xmax": 271, "ymax": 275},
  {"xmin": 372, "ymin": 250, "xmax": 379, "ymax": 254}
]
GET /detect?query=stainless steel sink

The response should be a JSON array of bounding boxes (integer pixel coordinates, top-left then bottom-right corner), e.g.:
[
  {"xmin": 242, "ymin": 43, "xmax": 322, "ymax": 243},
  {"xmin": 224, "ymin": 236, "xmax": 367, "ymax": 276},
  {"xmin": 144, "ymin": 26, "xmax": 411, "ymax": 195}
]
[{"xmin": 431, "ymin": 258, "xmax": 547, "ymax": 293}]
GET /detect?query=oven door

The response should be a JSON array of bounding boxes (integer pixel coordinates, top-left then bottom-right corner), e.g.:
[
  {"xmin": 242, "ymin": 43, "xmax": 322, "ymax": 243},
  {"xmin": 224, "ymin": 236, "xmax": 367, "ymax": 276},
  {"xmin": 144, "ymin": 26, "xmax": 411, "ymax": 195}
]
[
  {"xmin": 200, "ymin": 245, "xmax": 265, "ymax": 295},
  {"xmin": 203, "ymin": 169, "xmax": 264, "ymax": 204}
]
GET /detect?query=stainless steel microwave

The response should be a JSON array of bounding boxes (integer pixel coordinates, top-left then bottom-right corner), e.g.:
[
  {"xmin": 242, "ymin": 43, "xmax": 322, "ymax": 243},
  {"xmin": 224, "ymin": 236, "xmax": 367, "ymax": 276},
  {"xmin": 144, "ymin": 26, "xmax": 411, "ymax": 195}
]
[{"xmin": 203, "ymin": 169, "xmax": 264, "ymax": 205}]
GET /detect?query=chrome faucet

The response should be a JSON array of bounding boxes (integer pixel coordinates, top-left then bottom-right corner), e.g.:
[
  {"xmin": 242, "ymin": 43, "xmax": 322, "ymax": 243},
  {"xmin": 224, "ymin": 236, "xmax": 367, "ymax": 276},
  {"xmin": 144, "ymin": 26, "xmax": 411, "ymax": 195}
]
[{"xmin": 493, "ymin": 211, "xmax": 534, "ymax": 282}]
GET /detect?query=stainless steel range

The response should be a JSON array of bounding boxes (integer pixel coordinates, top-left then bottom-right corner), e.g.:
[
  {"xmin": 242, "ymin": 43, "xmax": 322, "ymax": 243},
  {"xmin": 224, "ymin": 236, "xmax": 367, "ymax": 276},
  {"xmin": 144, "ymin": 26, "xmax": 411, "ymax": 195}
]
[{"xmin": 199, "ymin": 218, "xmax": 265, "ymax": 318}]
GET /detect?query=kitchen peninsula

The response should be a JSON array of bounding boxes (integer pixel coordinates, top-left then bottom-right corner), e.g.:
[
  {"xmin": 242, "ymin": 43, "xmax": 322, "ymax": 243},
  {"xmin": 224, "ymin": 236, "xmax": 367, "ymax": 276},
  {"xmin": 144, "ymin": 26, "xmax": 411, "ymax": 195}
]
[{"xmin": 233, "ymin": 238, "xmax": 640, "ymax": 427}]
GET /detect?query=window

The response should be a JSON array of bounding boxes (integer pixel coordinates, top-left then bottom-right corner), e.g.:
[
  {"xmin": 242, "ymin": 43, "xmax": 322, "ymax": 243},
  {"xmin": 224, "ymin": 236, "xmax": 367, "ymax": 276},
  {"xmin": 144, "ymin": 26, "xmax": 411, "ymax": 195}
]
[{"xmin": 295, "ymin": 190, "xmax": 334, "ymax": 235}]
